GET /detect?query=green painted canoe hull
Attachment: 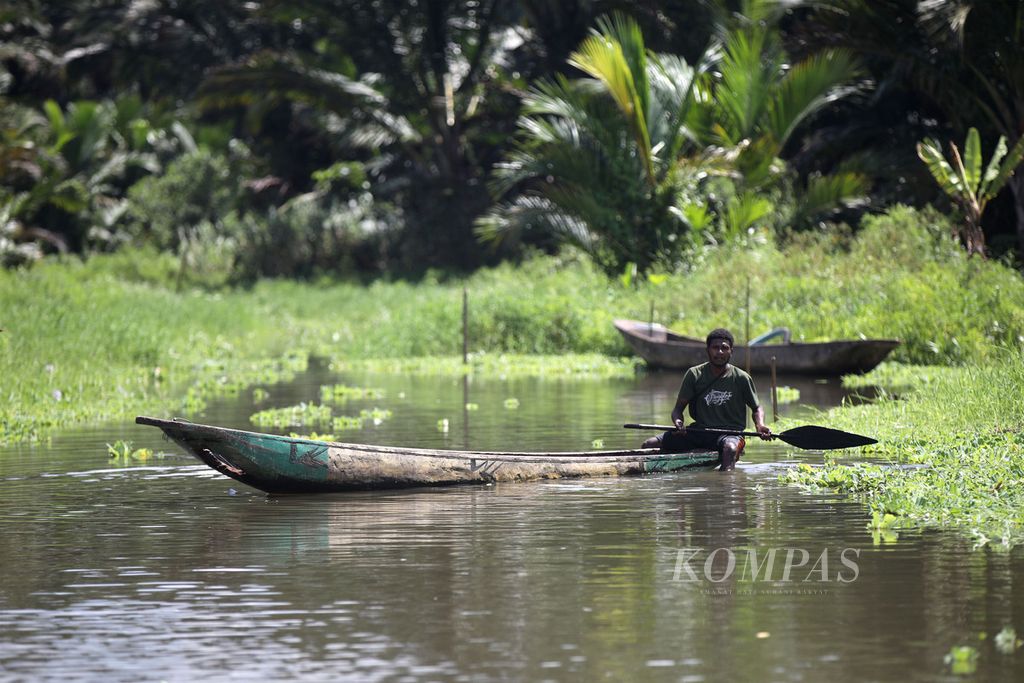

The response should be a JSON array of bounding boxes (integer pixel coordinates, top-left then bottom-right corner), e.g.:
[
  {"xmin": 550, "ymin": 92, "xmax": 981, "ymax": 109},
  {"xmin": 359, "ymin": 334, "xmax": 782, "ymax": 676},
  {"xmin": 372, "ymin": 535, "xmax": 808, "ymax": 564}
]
[{"xmin": 137, "ymin": 416, "xmax": 717, "ymax": 494}]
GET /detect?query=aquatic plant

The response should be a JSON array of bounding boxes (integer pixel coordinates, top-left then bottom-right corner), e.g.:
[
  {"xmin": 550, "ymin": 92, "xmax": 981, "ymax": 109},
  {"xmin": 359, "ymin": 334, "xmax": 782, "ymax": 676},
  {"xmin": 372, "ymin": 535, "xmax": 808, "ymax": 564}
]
[
  {"xmin": 781, "ymin": 350, "xmax": 1024, "ymax": 547},
  {"xmin": 359, "ymin": 408, "xmax": 393, "ymax": 425},
  {"xmin": 995, "ymin": 627, "xmax": 1022, "ymax": 655},
  {"xmin": 331, "ymin": 416, "xmax": 365, "ymax": 431},
  {"xmin": 774, "ymin": 386, "xmax": 800, "ymax": 405},
  {"xmin": 106, "ymin": 440, "xmax": 153, "ymax": 461},
  {"xmin": 319, "ymin": 384, "xmax": 385, "ymax": 403},
  {"xmin": 248, "ymin": 402, "xmax": 389, "ymax": 431},
  {"xmin": 288, "ymin": 432, "xmax": 336, "ymax": 442},
  {"xmin": 249, "ymin": 403, "xmax": 332, "ymax": 429},
  {"xmin": 943, "ymin": 645, "xmax": 979, "ymax": 675}
]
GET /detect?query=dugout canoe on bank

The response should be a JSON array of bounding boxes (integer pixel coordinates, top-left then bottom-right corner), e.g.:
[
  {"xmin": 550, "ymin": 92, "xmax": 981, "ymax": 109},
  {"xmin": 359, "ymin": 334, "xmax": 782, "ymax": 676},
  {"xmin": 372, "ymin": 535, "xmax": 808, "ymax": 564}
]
[
  {"xmin": 613, "ymin": 318, "xmax": 899, "ymax": 375},
  {"xmin": 136, "ymin": 416, "xmax": 717, "ymax": 494}
]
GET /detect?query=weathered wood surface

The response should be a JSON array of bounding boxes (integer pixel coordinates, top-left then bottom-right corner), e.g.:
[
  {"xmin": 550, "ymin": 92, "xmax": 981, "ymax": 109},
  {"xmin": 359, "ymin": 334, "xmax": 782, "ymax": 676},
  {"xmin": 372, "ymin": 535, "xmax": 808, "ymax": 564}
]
[
  {"xmin": 137, "ymin": 416, "xmax": 717, "ymax": 494},
  {"xmin": 614, "ymin": 319, "xmax": 899, "ymax": 375}
]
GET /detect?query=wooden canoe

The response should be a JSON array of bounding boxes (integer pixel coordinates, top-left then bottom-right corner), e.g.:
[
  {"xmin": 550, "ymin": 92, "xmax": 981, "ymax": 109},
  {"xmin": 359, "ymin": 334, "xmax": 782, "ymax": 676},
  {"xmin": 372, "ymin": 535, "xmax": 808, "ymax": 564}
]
[
  {"xmin": 614, "ymin": 318, "xmax": 899, "ymax": 375},
  {"xmin": 136, "ymin": 416, "xmax": 717, "ymax": 494}
]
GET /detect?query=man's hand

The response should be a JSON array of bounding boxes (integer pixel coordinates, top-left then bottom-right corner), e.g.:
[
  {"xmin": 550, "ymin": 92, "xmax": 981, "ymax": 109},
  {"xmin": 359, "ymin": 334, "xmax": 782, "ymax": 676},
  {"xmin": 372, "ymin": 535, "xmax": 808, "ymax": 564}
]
[
  {"xmin": 755, "ymin": 424, "xmax": 773, "ymax": 440},
  {"xmin": 673, "ymin": 418, "xmax": 686, "ymax": 434}
]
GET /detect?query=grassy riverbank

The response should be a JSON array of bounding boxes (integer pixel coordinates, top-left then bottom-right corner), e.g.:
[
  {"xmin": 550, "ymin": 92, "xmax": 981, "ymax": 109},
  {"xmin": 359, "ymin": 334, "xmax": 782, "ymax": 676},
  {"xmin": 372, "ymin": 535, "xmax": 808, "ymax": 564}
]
[
  {"xmin": 782, "ymin": 357, "xmax": 1024, "ymax": 548},
  {"xmin": 2, "ymin": 206, "xmax": 1023, "ymax": 445}
]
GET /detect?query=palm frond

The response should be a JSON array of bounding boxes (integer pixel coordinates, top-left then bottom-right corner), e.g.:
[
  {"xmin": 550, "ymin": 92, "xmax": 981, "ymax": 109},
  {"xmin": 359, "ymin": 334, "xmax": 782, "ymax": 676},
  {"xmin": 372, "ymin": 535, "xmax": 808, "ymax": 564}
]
[
  {"xmin": 593, "ymin": 12, "xmax": 650, "ymax": 126},
  {"xmin": 794, "ymin": 171, "xmax": 871, "ymax": 224},
  {"xmin": 647, "ymin": 53, "xmax": 700, "ymax": 169},
  {"xmin": 475, "ymin": 195, "xmax": 595, "ymax": 250},
  {"xmin": 714, "ymin": 28, "xmax": 776, "ymax": 144},
  {"xmin": 722, "ymin": 191, "xmax": 772, "ymax": 238},
  {"xmin": 568, "ymin": 14, "xmax": 654, "ymax": 183},
  {"xmin": 200, "ymin": 56, "xmax": 386, "ymax": 115},
  {"xmin": 767, "ymin": 48, "xmax": 862, "ymax": 148}
]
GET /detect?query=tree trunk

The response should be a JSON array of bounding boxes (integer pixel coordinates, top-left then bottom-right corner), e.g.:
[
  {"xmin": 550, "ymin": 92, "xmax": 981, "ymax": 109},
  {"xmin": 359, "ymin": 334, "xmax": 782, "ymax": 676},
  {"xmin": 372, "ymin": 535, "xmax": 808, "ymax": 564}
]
[
  {"xmin": 961, "ymin": 206, "xmax": 987, "ymax": 258},
  {"xmin": 965, "ymin": 224, "xmax": 987, "ymax": 257}
]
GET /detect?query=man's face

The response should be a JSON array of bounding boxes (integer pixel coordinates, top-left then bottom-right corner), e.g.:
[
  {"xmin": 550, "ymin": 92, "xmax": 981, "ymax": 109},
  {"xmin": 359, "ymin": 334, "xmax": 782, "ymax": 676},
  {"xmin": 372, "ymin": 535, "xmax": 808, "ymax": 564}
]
[{"xmin": 707, "ymin": 339, "xmax": 732, "ymax": 367}]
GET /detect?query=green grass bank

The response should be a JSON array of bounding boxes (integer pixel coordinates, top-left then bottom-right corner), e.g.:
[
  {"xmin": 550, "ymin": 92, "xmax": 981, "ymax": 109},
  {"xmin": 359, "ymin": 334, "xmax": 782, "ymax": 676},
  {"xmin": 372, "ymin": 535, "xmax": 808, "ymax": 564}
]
[
  {"xmin": 2, "ymin": 205, "xmax": 1023, "ymax": 445},
  {"xmin": 782, "ymin": 357, "xmax": 1024, "ymax": 548}
]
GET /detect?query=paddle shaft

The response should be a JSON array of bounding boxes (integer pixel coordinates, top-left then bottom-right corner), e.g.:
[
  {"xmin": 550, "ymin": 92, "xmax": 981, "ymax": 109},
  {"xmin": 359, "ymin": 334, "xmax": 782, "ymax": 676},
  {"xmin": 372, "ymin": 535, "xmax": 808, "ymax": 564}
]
[
  {"xmin": 622, "ymin": 422, "xmax": 877, "ymax": 450},
  {"xmin": 623, "ymin": 423, "xmax": 767, "ymax": 439}
]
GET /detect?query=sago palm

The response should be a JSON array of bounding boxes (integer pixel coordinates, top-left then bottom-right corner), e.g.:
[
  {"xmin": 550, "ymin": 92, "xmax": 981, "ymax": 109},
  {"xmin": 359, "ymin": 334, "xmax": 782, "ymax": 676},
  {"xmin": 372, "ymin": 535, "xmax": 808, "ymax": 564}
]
[
  {"xmin": 476, "ymin": 13, "xmax": 707, "ymax": 276},
  {"xmin": 693, "ymin": 2, "xmax": 868, "ymax": 222}
]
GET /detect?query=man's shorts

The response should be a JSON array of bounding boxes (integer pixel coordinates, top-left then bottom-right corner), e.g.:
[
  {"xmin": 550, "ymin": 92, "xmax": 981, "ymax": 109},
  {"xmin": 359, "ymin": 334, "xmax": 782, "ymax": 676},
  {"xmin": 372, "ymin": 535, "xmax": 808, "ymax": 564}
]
[{"xmin": 652, "ymin": 429, "xmax": 745, "ymax": 458}]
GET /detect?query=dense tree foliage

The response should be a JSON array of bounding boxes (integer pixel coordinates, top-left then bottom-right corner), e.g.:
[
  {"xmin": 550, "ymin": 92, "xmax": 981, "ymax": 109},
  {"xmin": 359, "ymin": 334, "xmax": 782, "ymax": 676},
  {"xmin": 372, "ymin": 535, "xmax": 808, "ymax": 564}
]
[
  {"xmin": 785, "ymin": 0, "xmax": 1024, "ymax": 255},
  {"xmin": 1, "ymin": 0, "xmax": 1022, "ymax": 278}
]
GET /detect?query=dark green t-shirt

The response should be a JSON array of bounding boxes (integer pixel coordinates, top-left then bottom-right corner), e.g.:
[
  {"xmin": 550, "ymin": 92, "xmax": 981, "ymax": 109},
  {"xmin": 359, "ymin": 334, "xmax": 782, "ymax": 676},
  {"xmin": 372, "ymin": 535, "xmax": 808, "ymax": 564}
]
[{"xmin": 677, "ymin": 363, "xmax": 760, "ymax": 430}]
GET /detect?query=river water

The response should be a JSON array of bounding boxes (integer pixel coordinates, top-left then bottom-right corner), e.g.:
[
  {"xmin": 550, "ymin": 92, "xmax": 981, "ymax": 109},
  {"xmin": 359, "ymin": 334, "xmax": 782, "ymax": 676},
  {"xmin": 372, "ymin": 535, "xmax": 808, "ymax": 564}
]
[{"xmin": 0, "ymin": 364, "xmax": 1021, "ymax": 681}]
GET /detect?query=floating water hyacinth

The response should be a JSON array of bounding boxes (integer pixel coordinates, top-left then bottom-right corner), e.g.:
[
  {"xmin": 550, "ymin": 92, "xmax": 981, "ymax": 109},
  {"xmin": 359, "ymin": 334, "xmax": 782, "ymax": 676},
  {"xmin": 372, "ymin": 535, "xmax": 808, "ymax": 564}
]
[
  {"xmin": 359, "ymin": 408, "xmax": 393, "ymax": 425},
  {"xmin": 504, "ymin": 398, "xmax": 520, "ymax": 409},
  {"xmin": 591, "ymin": 439, "xmax": 604, "ymax": 448},
  {"xmin": 437, "ymin": 418, "xmax": 450, "ymax": 432},
  {"xmin": 331, "ymin": 416, "xmax": 364, "ymax": 431},
  {"xmin": 253, "ymin": 388, "xmax": 270, "ymax": 403},
  {"xmin": 995, "ymin": 626, "xmax": 1022, "ymax": 655},
  {"xmin": 106, "ymin": 440, "xmax": 152, "ymax": 461},
  {"xmin": 319, "ymin": 384, "xmax": 385, "ymax": 404},
  {"xmin": 250, "ymin": 402, "xmax": 332, "ymax": 428},
  {"xmin": 289, "ymin": 432, "xmax": 336, "ymax": 442},
  {"xmin": 465, "ymin": 402, "xmax": 479, "ymax": 411},
  {"xmin": 775, "ymin": 386, "xmax": 800, "ymax": 404},
  {"xmin": 943, "ymin": 645, "xmax": 978, "ymax": 675}
]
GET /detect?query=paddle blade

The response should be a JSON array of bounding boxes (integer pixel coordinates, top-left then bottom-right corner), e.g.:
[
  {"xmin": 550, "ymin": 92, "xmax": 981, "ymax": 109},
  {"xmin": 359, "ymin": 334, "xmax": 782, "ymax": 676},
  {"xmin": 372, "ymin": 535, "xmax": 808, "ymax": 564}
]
[{"xmin": 777, "ymin": 425, "xmax": 876, "ymax": 450}]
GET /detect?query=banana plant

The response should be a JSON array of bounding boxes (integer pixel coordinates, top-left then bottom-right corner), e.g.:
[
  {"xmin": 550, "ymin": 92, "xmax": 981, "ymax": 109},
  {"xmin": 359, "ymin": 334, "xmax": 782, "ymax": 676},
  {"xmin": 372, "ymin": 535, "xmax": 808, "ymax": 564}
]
[{"xmin": 917, "ymin": 127, "xmax": 1024, "ymax": 256}]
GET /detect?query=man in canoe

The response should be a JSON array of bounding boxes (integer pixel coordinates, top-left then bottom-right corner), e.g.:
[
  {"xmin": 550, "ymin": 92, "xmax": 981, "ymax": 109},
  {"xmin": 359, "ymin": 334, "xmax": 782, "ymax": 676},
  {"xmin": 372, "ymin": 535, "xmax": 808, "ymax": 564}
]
[{"xmin": 641, "ymin": 328, "xmax": 772, "ymax": 471}]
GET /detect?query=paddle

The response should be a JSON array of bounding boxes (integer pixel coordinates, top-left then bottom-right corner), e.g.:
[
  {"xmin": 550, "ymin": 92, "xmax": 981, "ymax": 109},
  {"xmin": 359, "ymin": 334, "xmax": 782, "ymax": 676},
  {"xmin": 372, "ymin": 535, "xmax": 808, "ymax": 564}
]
[{"xmin": 622, "ymin": 423, "xmax": 876, "ymax": 450}]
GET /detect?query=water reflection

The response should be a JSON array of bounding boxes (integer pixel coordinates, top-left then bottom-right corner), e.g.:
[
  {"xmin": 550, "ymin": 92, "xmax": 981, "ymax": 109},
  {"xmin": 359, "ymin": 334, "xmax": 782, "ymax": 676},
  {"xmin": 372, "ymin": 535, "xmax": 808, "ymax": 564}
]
[{"xmin": 0, "ymin": 367, "xmax": 1021, "ymax": 681}]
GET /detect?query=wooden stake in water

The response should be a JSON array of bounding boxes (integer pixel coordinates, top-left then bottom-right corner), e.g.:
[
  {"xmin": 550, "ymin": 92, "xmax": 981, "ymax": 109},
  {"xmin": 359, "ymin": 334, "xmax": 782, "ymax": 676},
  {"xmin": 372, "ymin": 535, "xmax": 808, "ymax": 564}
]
[
  {"xmin": 462, "ymin": 288, "xmax": 469, "ymax": 365},
  {"xmin": 744, "ymin": 276, "xmax": 751, "ymax": 374},
  {"xmin": 771, "ymin": 355, "xmax": 778, "ymax": 422}
]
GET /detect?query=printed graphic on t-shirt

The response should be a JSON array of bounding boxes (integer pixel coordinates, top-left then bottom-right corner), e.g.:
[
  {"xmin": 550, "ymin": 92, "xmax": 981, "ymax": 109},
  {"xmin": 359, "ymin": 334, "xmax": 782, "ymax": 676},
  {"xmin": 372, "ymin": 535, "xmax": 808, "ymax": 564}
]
[{"xmin": 705, "ymin": 389, "xmax": 733, "ymax": 406}]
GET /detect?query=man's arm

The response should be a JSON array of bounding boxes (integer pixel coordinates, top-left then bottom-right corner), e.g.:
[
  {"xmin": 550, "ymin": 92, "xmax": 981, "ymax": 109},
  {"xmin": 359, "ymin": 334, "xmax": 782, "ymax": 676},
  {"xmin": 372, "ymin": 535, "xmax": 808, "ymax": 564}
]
[
  {"xmin": 671, "ymin": 396, "xmax": 689, "ymax": 431},
  {"xmin": 752, "ymin": 405, "xmax": 771, "ymax": 439},
  {"xmin": 671, "ymin": 370, "xmax": 696, "ymax": 431}
]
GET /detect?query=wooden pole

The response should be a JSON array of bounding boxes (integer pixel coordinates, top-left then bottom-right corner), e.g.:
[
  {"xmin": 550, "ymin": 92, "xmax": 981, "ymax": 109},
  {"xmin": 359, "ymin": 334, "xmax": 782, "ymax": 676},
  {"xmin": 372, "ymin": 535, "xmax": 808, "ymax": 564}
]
[
  {"xmin": 744, "ymin": 277, "xmax": 751, "ymax": 374},
  {"xmin": 463, "ymin": 374, "xmax": 470, "ymax": 447},
  {"xmin": 770, "ymin": 355, "xmax": 778, "ymax": 422},
  {"xmin": 462, "ymin": 287, "xmax": 468, "ymax": 364}
]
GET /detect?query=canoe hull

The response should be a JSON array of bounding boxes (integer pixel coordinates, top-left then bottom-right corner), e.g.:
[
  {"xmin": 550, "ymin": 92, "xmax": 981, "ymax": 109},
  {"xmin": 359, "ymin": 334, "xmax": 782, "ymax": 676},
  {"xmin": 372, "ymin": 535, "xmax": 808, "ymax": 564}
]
[
  {"xmin": 137, "ymin": 417, "xmax": 717, "ymax": 494},
  {"xmin": 614, "ymin": 319, "xmax": 898, "ymax": 375}
]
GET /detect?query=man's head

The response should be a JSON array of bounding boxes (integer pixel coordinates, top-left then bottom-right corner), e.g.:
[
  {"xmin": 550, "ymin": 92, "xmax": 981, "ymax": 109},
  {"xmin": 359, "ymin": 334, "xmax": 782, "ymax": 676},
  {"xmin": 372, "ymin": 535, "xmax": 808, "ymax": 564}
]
[
  {"xmin": 706, "ymin": 328, "xmax": 734, "ymax": 348},
  {"xmin": 705, "ymin": 328, "xmax": 734, "ymax": 367}
]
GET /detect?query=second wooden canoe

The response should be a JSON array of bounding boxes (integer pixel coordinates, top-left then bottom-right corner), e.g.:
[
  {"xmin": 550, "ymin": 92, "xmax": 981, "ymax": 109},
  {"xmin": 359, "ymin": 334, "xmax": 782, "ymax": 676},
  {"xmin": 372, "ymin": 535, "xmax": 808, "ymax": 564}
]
[{"xmin": 614, "ymin": 318, "xmax": 899, "ymax": 375}]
